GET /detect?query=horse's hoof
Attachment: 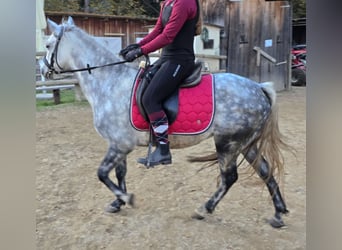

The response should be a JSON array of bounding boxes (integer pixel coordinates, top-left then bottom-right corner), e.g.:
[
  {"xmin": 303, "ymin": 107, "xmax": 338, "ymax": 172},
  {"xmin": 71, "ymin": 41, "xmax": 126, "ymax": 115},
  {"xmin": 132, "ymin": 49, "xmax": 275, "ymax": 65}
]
[
  {"xmin": 267, "ymin": 216, "xmax": 286, "ymax": 228},
  {"xmin": 121, "ymin": 193, "xmax": 135, "ymax": 207},
  {"xmin": 191, "ymin": 206, "xmax": 207, "ymax": 220},
  {"xmin": 105, "ymin": 197, "xmax": 130, "ymax": 213},
  {"xmin": 105, "ymin": 204, "xmax": 121, "ymax": 213},
  {"xmin": 191, "ymin": 212, "xmax": 205, "ymax": 220}
]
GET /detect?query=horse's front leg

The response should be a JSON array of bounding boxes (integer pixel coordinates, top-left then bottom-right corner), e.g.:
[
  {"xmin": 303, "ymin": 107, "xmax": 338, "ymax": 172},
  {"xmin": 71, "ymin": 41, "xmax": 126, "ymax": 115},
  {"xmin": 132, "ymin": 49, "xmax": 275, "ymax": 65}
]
[
  {"xmin": 97, "ymin": 145, "xmax": 134, "ymax": 213},
  {"xmin": 106, "ymin": 159, "xmax": 128, "ymax": 212},
  {"xmin": 244, "ymin": 147, "xmax": 289, "ymax": 228}
]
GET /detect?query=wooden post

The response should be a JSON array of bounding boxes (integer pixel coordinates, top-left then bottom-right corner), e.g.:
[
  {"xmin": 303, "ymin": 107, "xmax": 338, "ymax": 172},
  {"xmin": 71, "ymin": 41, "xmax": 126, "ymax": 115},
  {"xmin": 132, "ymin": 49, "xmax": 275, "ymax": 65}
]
[{"xmin": 52, "ymin": 89, "xmax": 61, "ymax": 104}]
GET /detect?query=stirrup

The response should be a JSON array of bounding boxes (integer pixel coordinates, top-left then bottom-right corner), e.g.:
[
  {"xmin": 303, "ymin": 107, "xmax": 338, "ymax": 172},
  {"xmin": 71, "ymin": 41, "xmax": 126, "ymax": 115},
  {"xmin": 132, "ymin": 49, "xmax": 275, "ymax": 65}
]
[{"xmin": 138, "ymin": 125, "xmax": 154, "ymax": 168}]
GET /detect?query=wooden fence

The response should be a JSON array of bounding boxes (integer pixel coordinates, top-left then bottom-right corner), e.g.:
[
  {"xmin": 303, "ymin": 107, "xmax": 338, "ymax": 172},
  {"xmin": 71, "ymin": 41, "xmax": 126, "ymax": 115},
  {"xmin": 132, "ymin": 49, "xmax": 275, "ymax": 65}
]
[{"xmin": 36, "ymin": 52, "xmax": 84, "ymax": 104}]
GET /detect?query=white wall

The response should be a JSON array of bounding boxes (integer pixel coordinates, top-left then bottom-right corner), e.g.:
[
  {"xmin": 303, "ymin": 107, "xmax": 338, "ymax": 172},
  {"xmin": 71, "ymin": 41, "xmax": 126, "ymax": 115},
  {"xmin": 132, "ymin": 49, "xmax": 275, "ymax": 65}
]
[
  {"xmin": 194, "ymin": 24, "xmax": 221, "ymax": 56},
  {"xmin": 194, "ymin": 24, "xmax": 224, "ymax": 72}
]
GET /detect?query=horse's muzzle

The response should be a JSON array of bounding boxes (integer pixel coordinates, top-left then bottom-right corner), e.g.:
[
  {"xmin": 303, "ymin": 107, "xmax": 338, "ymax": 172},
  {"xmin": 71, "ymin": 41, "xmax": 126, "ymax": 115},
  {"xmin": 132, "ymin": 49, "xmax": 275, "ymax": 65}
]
[{"xmin": 39, "ymin": 58, "xmax": 53, "ymax": 80}]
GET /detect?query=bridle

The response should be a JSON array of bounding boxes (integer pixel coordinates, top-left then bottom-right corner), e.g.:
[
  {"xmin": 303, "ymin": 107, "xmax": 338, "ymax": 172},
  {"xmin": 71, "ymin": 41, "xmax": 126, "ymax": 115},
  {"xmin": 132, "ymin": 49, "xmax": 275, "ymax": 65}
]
[
  {"xmin": 42, "ymin": 24, "xmax": 130, "ymax": 78},
  {"xmin": 42, "ymin": 25, "xmax": 66, "ymax": 77}
]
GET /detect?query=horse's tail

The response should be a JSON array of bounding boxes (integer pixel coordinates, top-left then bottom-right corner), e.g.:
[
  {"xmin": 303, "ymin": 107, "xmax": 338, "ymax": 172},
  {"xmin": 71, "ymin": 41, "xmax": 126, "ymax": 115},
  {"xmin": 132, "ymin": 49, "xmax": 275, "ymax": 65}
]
[
  {"xmin": 260, "ymin": 81, "xmax": 276, "ymax": 106},
  {"xmin": 250, "ymin": 81, "xmax": 290, "ymax": 180}
]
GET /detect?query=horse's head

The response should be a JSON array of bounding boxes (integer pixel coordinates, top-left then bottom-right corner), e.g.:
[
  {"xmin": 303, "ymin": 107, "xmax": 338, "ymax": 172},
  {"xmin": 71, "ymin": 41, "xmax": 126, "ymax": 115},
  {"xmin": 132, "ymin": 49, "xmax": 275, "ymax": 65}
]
[{"xmin": 40, "ymin": 16, "xmax": 75, "ymax": 79}]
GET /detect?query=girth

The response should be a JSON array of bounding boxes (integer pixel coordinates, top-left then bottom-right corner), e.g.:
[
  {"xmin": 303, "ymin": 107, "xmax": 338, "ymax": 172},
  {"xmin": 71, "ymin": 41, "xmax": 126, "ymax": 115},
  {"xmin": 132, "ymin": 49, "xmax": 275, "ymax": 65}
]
[{"xmin": 135, "ymin": 61, "xmax": 202, "ymax": 124}]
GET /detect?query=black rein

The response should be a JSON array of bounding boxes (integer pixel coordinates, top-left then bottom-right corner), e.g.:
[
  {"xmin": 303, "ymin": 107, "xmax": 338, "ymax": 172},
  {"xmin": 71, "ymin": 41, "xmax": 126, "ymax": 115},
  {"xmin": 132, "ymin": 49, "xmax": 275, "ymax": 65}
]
[{"xmin": 52, "ymin": 60, "xmax": 129, "ymax": 75}]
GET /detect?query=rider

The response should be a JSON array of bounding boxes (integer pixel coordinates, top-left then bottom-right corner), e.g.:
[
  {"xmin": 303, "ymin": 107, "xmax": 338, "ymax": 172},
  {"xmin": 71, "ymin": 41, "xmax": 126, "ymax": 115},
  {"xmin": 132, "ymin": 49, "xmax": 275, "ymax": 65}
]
[{"xmin": 120, "ymin": 0, "xmax": 202, "ymax": 167}]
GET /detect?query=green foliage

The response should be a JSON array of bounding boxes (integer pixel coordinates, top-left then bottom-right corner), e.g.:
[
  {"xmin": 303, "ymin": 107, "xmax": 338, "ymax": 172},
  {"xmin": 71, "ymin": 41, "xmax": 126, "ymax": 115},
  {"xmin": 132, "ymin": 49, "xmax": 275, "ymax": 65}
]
[
  {"xmin": 44, "ymin": 0, "xmax": 160, "ymax": 17},
  {"xmin": 36, "ymin": 89, "xmax": 76, "ymax": 108},
  {"xmin": 292, "ymin": 0, "xmax": 306, "ymax": 19},
  {"xmin": 44, "ymin": 0, "xmax": 305, "ymax": 19},
  {"xmin": 89, "ymin": 0, "xmax": 145, "ymax": 16},
  {"xmin": 45, "ymin": 0, "xmax": 81, "ymax": 12},
  {"xmin": 139, "ymin": 0, "xmax": 160, "ymax": 17}
]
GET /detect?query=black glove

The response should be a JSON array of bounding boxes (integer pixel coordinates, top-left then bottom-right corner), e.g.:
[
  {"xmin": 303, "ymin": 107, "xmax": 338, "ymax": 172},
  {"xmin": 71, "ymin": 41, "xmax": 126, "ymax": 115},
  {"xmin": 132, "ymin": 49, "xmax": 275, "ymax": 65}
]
[
  {"xmin": 124, "ymin": 47, "xmax": 143, "ymax": 62},
  {"xmin": 119, "ymin": 43, "xmax": 139, "ymax": 57}
]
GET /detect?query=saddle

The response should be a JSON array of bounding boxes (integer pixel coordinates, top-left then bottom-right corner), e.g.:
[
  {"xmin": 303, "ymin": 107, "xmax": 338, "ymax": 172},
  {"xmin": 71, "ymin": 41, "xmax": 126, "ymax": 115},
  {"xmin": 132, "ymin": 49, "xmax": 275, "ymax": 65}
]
[{"xmin": 135, "ymin": 61, "xmax": 203, "ymax": 124}]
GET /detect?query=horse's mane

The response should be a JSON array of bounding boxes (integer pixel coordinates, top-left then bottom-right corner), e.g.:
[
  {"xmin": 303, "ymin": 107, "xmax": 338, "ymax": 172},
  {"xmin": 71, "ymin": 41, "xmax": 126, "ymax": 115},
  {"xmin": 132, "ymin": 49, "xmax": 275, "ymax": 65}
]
[{"xmin": 63, "ymin": 23, "xmax": 123, "ymax": 63}]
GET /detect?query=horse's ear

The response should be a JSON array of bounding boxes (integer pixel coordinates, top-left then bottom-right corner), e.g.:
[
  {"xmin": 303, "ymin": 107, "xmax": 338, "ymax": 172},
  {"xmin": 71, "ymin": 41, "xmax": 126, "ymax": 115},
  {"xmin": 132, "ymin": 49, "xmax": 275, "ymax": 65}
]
[
  {"xmin": 67, "ymin": 16, "xmax": 75, "ymax": 26},
  {"xmin": 47, "ymin": 18, "xmax": 58, "ymax": 33}
]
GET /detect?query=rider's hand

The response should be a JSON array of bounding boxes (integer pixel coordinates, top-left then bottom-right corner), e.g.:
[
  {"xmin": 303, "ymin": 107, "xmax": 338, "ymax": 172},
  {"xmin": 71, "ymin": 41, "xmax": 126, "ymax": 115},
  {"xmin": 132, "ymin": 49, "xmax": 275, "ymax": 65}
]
[
  {"xmin": 119, "ymin": 44, "xmax": 139, "ymax": 57},
  {"xmin": 124, "ymin": 47, "xmax": 143, "ymax": 62}
]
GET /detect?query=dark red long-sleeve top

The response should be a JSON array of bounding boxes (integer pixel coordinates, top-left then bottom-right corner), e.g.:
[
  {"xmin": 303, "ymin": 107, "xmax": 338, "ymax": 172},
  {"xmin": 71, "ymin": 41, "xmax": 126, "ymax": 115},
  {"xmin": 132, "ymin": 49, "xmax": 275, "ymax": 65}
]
[{"xmin": 138, "ymin": 0, "xmax": 198, "ymax": 55}]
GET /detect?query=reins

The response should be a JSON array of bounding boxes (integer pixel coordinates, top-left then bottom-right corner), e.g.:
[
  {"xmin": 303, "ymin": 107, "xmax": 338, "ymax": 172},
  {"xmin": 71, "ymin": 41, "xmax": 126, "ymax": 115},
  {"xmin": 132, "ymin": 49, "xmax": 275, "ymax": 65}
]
[{"xmin": 51, "ymin": 60, "xmax": 129, "ymax": 75}]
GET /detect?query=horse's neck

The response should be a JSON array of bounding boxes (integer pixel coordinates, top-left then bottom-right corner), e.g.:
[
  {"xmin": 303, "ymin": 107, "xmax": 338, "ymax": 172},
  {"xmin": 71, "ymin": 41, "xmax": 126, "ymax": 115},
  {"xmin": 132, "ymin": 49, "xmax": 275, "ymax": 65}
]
[
  {"xmin": 68, "ymin": 32, "xmax": 136, "ymax": 107},
  {"xmin": 68, "ymin": 30, "xmax": 117, "ymax": 69}
]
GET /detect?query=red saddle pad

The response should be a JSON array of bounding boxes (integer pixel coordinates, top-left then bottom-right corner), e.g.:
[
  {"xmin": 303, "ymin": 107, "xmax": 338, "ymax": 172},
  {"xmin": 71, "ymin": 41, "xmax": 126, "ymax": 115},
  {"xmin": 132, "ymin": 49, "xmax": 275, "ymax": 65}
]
[{"xmin": 130, "ymin": 74, "xmax": 214, "ymax": 135}]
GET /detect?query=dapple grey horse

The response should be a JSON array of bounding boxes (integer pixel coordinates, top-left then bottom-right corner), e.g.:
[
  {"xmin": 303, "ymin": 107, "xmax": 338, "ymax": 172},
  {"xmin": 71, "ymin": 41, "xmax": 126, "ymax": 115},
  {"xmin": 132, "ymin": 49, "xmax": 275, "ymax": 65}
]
[{"xmin": 40, "ymin": 17, "xmax": 289, "ymax": 228}]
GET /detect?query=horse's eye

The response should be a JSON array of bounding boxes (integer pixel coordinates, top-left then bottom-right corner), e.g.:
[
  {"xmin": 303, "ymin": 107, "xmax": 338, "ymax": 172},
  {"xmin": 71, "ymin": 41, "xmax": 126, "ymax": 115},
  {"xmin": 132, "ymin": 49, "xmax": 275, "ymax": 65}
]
[{"xmin": 46, "ymin": 44, "xmax": 50, "ymax": 49}]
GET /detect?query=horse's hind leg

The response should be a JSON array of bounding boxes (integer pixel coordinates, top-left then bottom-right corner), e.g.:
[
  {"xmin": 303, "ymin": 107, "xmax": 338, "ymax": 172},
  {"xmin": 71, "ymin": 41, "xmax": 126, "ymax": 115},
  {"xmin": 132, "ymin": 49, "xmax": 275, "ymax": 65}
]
[
  {"xmin": 192, "ymin": 160, "xmax": 238, "ymax": 219},
  {"xmin": 244, "ymin": 146, "xmax": 289, "ymax": 228},
  {"xmin": 97, "ymin": 145, "xmax": 134, "ymax": 213},
  {"xmin": 192, "ymin": 144, "xmax": 239, "ymax": 220}
]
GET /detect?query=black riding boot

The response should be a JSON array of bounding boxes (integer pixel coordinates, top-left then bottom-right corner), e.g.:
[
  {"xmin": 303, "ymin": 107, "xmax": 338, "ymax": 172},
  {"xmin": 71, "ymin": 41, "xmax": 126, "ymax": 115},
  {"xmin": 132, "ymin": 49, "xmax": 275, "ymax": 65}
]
[
  {"xmin": 138, "ymin": 111, "xmax": 172, "ymax": 167},
  {"xmin": 138, "ymin": 142, "xmax": 172, "ymax": 167}
]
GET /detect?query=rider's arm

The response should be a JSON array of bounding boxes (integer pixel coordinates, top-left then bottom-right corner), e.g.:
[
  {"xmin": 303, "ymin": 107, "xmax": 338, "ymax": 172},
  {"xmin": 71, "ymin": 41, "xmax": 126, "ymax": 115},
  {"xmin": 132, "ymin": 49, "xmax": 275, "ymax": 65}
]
[{"xmin": 138, "ymin": 12, "xmax": 164, "ymax": 47}]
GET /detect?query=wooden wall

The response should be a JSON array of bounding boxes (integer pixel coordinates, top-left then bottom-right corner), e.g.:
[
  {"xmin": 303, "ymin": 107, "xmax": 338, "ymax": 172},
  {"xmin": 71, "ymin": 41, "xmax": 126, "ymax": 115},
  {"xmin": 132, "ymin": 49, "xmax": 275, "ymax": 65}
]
[
  {"xmin": 227, "ymin": 0, "xmax": 291, "ymax": 90},
  {"xmin": 202, "ymin": 0, "xmax": 291, "ymax": 90},
  {"xmin": 201, "ymin": 0, "xmax": 226, "ymax": 26},
  {"xmin": 44, "ymin": 11, "xmax": 156, "ymax": 47}
]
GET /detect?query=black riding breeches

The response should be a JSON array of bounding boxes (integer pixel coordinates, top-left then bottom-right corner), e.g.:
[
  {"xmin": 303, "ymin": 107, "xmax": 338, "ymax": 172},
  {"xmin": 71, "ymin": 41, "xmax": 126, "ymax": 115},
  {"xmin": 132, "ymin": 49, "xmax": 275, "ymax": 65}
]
[{"xmin": 142, "ymin": 59, "xmax": 194, "ymax": 115}]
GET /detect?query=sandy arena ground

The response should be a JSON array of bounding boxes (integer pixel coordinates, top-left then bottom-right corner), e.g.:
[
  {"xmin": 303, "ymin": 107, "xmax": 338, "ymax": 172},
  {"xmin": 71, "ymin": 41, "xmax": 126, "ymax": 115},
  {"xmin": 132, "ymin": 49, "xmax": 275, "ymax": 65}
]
[{"xmin": 36, "ymin": 86, "xmax": 306, "ymax": 250}]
